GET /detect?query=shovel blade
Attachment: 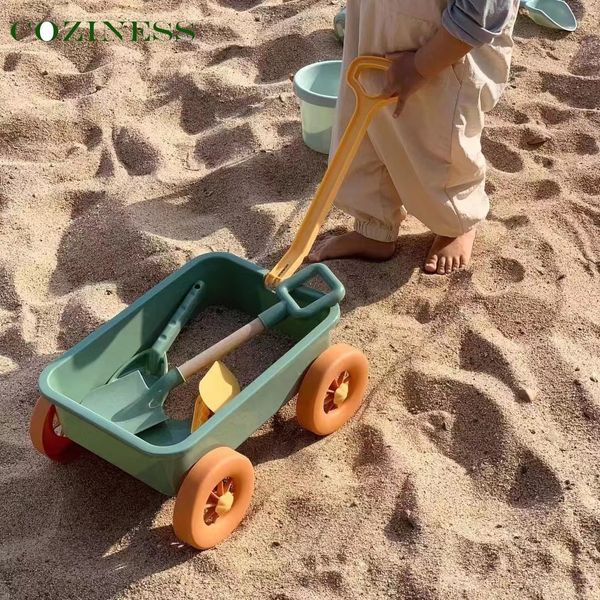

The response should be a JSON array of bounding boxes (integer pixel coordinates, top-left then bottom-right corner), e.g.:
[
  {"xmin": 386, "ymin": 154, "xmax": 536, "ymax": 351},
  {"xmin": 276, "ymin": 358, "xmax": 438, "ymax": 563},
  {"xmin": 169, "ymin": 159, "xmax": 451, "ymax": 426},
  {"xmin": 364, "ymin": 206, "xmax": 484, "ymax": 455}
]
[
  {"xmin": 81, "ymin": 371, "xmax": 150, "ymax": 413},
  {"xmin": 191, "ymin": 361, "xmax": 240, "ymax": 432},
  {"xmin": 109, "ymin": 404, "xmax": 169, "ymax": 434},
  {"xmin": 81, "ymin": 368, "xmax": 182, "ymax": 434},
  {"xmin": 80, "ymin": 372, "xmax": 167, "ymax": 433}
]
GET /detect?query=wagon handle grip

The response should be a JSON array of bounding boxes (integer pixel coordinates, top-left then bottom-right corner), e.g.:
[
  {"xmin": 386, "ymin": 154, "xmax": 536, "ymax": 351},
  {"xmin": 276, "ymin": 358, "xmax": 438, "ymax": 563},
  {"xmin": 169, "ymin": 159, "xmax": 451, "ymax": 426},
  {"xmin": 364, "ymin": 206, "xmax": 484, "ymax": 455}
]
[{"xmin": 274, "ymin": 263, "xmax": 345, "ymax": 320}]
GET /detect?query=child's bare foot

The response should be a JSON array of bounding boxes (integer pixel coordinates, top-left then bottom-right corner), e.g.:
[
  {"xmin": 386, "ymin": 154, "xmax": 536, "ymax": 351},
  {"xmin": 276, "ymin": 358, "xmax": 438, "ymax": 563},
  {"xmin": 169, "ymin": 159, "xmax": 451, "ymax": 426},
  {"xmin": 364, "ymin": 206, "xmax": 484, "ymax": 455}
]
[
  {"xmin": 308, "ymin": 231, "xmax": 396, "ymax": 263},
  {"xmin": 424, "ymin": 229, "xmax": 476, "ymax": 274}
]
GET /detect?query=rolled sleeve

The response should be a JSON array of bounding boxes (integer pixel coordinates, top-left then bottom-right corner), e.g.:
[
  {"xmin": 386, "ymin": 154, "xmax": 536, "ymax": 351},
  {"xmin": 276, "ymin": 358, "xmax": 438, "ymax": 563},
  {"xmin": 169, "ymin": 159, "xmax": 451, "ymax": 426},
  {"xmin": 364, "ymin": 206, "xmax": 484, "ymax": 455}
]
[{"xmin": 442, "ymin": 1, "xmax": 514, "ymax": 47}]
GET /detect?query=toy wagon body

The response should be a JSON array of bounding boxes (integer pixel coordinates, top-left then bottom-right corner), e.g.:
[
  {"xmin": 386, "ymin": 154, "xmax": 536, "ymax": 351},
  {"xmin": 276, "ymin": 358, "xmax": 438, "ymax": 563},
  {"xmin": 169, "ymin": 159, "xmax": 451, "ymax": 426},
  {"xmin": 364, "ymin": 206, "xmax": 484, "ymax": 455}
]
[{"xmin": 31, "ymin": 252, "xmax": 368, "ymax": 548}]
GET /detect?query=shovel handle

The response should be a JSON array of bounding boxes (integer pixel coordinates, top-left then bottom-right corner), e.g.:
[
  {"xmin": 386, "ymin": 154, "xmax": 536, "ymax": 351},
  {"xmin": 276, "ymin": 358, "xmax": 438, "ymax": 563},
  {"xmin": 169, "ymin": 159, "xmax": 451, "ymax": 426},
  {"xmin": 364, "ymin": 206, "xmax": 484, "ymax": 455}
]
[
  {"xmin": 178, "ymin": 265, "xmax": 344, "ymax": 381},
  {"xmin": 151, "ymin": 280, "xmax": 205, "ymax": 358},
  {"xmin": 346, "ymin": 55, "xmax": 394, "ymax": 101},
  {"xmin": 263, "ymin": 56, "xmax": 396, "ymax": 288},
  {"xmin": 178, "ymin": 318, "xmax": 265, "ymax": 381}
]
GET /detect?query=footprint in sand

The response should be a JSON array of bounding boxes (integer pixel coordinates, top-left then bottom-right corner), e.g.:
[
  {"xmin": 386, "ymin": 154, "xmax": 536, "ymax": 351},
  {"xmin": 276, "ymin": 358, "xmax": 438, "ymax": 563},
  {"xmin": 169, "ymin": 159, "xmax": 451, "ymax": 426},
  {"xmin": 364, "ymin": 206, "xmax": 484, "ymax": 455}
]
[
  {"xmin": 112, "ymin": 126, "xmax": 162, "ymax": 176},
  {"xmin": 539, "ymin": 104, "xmax": 575, "ymax": 126},
  {"xmin": 251, "ymin": 2, "xmax": 320, "ymax": 23},
  {"xmin": 482, "ymin": 136, "xmax": 525, "ymax": 173},
  {"xmin": 508, "ymin": 451, "xmax": 564, "ymax": 507},
  {"xmin": 576, "ymin": 174, "xmax": 600, "ymax": 195},
  {"xmin": 491, "ymin": 104, "xmax": 529, "ymax": 125},
  {"xmin": 575, "ymin": 133, "xmax": 599, "ymax": 155},
  {"xmin": 256, "ymin": 33, "xmax": 339, "ymax": 83},
  {"xmin": 177, "ymin": 77, "xmax": 262, "ymax": 135},
  {"xmin": 0, "ymin": 113, "xmax": 101, "ymax": 162},
  {"xmin": 3, "ymin": 53, "xmax": 21, "ymax": 71},
  {"xmin": 199, "ymin": 22, "xmax": 240, "ymax": 44},
  {"xmin": 216, "ymin": 0, "xmax": 262, "ymax": 9},
  {"xmin": 404, "ymin": 366, "xmax": 510, "ymax": 472},
  {"xmin": 472, "ymin": 256, "xmax": 525, "ymax": 293},
  {"xmin": 193, "ymin": 123, "xmax": 256, "ymax": 169},
  {"xmin": 500, "ymin": 214, "xmax": 531, "ymax": 229},
  {"xmin": 352, "ymin": 423, "xmax": 392, "ymax": 473},
  {"xmin": 387, "ymin": 476, "xmax": 423, "ymax": 541},
  {"xmin": 570, "ymin": 35, "xmax": 600, "ymax": 76},
  {"xmin": 0, "ymin": 264, "xmax": 20, "ymax": 311},
  {"xmin": 459, "ymin": 318, "xmax": 537, "ymax": 400},
  {"xmin": 535, "ymin": 179, "xmax": 562, "ymax": 200},
  {"xmin": 541, "ymin": 72, "xmax": 600, "ymax": 110}
]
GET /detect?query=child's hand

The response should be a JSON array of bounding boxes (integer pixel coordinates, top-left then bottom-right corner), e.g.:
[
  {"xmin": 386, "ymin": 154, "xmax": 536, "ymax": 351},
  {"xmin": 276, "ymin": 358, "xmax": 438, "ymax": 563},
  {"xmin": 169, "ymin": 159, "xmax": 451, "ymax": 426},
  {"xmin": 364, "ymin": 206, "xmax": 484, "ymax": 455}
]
[{"xmin": 382, "ymin": 51, "xmax": 427, "ymax": 118}]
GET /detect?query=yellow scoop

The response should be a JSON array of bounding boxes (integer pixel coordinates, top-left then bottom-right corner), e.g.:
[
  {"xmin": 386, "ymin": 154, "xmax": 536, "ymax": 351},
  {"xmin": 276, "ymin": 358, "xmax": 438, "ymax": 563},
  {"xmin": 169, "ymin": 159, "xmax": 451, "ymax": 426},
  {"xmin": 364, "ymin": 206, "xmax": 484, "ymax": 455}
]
[
  {"xmin": 265, "ymin": 56, "xmax": 395, "ymax": 288},
  {"xmin": 191, "ymin": 361, "xmax": 240, "ymax": 432}
]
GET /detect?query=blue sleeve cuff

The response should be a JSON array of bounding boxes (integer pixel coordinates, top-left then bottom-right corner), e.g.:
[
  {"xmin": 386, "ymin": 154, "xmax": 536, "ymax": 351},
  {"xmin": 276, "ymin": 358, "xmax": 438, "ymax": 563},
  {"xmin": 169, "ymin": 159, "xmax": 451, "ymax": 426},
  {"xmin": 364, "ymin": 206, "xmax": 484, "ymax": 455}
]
[{"xmin": 442, "ymin": 4, "xmax": 511, "ymax": 47}]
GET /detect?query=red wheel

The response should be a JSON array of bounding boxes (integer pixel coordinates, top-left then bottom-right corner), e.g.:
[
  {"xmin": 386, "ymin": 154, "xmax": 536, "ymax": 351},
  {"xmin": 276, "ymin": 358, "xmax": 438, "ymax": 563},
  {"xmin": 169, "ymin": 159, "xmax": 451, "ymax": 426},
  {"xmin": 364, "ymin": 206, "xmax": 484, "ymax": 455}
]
[
  {"xmin": 297, "ymin": 344, "xmax": 368, "ymax": 435},
  {"xmin": 30, "ymin": 396, "xmax": 75, "ymax": 461},
  {"xmin": 173, "ymin": 447, "xmax": 255, "ymax": 549}
]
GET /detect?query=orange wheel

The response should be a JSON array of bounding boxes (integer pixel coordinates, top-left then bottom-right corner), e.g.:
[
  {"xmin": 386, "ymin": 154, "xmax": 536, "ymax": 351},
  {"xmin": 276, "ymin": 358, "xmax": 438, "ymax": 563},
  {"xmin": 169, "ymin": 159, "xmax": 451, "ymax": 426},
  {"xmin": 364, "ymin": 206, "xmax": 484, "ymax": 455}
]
[
  {"xmin": 297, "ymin": 344, "xmax": 368, "ymax": 436},
  {"xmin": 29, "ymin": 396, "xmax": 75, "ymax": 461},
  {"xmin": 173, "ymin": 447, "xmax": 255, "ymax": 549}
]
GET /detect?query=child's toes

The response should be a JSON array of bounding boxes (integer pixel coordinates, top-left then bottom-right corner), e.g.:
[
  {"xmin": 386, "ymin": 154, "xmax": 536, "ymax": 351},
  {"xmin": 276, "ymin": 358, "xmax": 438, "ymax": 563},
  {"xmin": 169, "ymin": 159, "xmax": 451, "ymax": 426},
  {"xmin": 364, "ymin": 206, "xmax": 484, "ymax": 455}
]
[
  {"xmin": 445, "ymin": 257, "xmax": 455, "ymax": 273},
  {"xmin": 307, "ymin": 248, "xmax": 320, "ymax": 263},
  {"xmin": 424, "ymin": 254, "xmax": 438, "ymax": 273},
  {"xmin": 436, "ymin": 256, "xmax": 447, "ymax": 274},
  {"xmin": 307, "ymin": 240, "xmax": 326, "ymax": 263}
]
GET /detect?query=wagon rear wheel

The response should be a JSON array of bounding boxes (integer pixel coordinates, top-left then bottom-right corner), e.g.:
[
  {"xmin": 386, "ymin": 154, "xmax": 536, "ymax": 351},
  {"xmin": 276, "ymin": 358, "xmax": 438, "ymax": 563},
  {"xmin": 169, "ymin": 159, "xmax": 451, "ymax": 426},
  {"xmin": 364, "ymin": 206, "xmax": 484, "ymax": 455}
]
[
  {"xmin": 30, "ymin": 396, "xmax": 75, "ymax": 461},
  {"xmin": 173, "ymin": 447, "xmax": 254, "ymax": 549},
  {"xmin": 297, "ymin": 343, "xmax": 368, "ymax": 436}
]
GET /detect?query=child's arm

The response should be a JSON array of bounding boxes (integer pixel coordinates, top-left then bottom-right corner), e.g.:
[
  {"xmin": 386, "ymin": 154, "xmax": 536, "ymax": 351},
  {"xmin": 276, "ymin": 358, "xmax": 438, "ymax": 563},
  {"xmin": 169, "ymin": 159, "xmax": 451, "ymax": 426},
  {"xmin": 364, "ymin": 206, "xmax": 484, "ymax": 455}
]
[
  {"xmin": 414, "ymin": 28, "xmax": 472, "ymax": 78},
  {"xmin": 382, "ymin": 1, "xmax": 515, "ymax": 117}
]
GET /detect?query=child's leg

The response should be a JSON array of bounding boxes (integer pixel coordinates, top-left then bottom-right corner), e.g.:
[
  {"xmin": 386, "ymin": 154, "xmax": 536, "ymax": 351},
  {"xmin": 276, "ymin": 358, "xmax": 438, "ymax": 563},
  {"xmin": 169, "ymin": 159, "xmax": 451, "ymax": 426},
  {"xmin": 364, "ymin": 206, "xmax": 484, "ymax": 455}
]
[
  {"xmin": 319, "ymin": 0, "xmax": 514, "ymax": 274},
  {"xmin": 309, "ymin": 133, "xmax": 406, "ymax": 261},
  {"xmin": 374, "ymin": 23, "xmax": 516, "ymax": 274},
  {"xmin": 310, "ymin": 0, "xmax": 406, "ymax": 262}
]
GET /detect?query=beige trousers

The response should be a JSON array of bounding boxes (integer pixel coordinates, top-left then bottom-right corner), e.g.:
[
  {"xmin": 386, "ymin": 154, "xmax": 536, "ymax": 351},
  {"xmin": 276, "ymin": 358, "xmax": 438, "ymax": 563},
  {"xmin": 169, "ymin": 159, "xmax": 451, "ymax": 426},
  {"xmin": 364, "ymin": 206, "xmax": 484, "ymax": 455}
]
[{"xmin": 331, "ymin": 0, "xmax": 517, "ymax": 240}]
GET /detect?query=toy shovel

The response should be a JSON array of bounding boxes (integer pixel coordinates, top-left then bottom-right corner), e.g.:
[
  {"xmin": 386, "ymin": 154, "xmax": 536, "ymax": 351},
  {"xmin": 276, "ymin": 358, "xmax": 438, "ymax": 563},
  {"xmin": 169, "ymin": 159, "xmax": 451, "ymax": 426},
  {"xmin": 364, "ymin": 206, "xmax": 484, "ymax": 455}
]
[
  {"xmin": 82, "ymin": 264, "xmax": 344, "ymax": 435},
  {"xmin": 108, "ymin": 280, "xmax": 206, "ymax": 385},
  {"xmin": 81, "ymin": 280, "xmax": 205, "ymax": 411},
  {"xmin": 265, "ymin": 56, "xmax": 396, "ymax": 288}
]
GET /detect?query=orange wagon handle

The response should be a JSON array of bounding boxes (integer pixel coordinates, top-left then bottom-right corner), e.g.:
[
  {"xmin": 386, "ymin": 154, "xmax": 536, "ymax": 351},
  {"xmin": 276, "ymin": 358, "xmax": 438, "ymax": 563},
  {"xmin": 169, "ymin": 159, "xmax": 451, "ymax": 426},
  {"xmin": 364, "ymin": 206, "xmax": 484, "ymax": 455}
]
[{"xmin": 264, "ymin": 56, "xmax": 395, "ymax": 289}]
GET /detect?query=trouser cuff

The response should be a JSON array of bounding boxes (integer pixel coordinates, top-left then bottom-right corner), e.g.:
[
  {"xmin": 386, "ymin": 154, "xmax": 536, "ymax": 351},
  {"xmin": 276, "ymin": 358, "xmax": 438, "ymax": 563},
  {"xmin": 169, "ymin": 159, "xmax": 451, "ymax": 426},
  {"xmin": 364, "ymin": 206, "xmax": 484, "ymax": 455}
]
[{"xmin": 354, "ymin": 219, "xmax": 399, "ymax": 243}]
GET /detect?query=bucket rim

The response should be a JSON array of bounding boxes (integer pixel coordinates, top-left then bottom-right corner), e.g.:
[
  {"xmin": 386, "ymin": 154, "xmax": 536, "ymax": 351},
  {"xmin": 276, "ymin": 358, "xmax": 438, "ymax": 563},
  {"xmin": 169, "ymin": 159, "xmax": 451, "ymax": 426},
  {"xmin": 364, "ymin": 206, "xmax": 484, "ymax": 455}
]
[{"xmin": 293, "ymin": 60, "xmax": 342, "ymax": 108}]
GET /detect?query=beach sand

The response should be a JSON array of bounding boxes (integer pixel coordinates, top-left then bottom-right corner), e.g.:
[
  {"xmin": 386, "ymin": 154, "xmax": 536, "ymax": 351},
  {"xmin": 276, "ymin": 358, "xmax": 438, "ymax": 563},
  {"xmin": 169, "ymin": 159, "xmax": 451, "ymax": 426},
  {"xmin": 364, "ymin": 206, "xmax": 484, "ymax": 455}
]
[{"xmin": 1, "ymin": 1, "xmax": 600, "ymax": 598}]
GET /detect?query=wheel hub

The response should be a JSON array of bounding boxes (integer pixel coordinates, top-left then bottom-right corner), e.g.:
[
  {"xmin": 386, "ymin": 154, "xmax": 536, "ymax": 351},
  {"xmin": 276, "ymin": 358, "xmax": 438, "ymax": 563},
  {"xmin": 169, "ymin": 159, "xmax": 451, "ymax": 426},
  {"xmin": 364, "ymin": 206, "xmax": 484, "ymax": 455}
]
[
  {"xmin": 324, "ymin": 371, "xmax": 351, "ymax": 413},
  {"xmin": 205, "ymin": 479, "xmax": 235, "ymax": 524},
  {"xmin": 52, "ymin": 412, "xmax": 64, "ymax": 437},
  {"xmin": 333, "ymin": 380, "xmax": 349, "ymax": 406},
  {"xmin": 215, "ymin": 491, "xmax": 234, "ymax": 516}
]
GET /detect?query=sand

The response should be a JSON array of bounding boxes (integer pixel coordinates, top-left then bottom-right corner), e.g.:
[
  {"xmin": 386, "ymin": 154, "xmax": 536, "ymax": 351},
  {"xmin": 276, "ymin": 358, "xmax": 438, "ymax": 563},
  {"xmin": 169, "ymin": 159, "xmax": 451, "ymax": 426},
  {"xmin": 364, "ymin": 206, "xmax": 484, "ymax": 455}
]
[{"xmin": 1, "ymin": 1, "xmax": 600, "ymax": 598}]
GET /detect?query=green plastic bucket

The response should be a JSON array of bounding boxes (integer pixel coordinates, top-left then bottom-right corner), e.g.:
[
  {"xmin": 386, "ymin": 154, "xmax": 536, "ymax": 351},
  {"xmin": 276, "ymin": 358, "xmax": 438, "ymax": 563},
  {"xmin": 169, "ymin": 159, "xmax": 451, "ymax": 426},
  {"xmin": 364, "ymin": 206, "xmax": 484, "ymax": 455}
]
[{"xmin": 293, "ymin": 60, "xmax": 342, "ymax": 155}]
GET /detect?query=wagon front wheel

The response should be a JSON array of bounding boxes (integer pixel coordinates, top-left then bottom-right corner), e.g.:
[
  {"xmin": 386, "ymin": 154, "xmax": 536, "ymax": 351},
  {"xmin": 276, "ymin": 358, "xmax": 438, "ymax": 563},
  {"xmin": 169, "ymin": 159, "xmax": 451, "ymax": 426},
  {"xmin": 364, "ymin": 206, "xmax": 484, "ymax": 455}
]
[
  {"xmin": 297, "ymin": 344, "xmax": 368, "ymax": 436},
  {"xmin": 30, "ymin": 396, "xmax": 75, "ymax": 461},
  {"xmin": 173, "ymin": 447, "xmax": 255, "ymax": 549}
]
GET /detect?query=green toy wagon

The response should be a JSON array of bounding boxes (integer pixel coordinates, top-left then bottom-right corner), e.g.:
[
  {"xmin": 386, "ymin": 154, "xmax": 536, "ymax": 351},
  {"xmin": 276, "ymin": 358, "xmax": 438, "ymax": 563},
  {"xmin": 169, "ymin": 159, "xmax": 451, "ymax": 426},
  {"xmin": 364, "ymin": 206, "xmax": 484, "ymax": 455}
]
[{"xmin": 30, "ymin": 253, "xmax": 368, "ymax": 549}]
